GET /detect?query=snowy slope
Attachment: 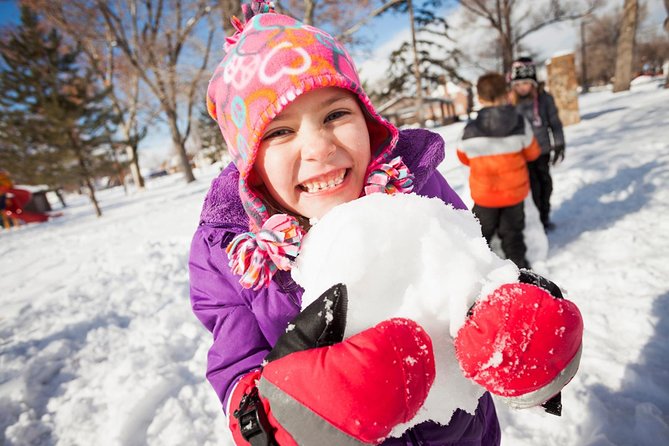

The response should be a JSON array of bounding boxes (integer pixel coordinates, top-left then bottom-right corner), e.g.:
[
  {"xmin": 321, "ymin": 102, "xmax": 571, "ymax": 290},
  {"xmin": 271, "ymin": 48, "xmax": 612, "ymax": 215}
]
[{"xmin": 2, "ymin": 78, "xmax": 669, "ymax": 445}]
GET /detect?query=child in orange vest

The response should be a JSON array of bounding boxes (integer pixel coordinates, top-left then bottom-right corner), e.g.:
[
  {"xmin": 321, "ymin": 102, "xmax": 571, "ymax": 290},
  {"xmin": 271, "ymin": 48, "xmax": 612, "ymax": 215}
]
[{"xmin": 456, "ymin": 73, "xmax": 540, "ymax": 268}]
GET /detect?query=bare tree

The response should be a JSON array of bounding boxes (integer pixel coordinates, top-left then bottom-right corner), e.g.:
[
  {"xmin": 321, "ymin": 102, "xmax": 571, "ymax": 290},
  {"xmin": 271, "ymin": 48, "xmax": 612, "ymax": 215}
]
[
  {"xmin": 336, "ymin": 0, "xmax": 405, "ymax": 42},
  {"xmin": 613, "ymin": 0, "xmax": 638, "ymax": 92},
  {"xmin": 578, "ymin": 11, "xmax": 619, "ymax": 86},
  {"xmin": 579, "ymin": 15, "xmax": 590, "ymax": 92},
  {"xmin": 95, "ymin": 0, "xmax": 219, "ymax": 183},
  {"xmin": 277, "ymin": 0, "xmax": 372, "ymax": 28},
  {"xmin": 276, "ymin": 0, "xmax": 404, "ymax": 45},
  {"xmin": 576, "ymin": 3, "xmax": 664, "ymax": 88},
  {"xmin": 458, "ymin": 0, "xmax": 599, "ymax": 73}
]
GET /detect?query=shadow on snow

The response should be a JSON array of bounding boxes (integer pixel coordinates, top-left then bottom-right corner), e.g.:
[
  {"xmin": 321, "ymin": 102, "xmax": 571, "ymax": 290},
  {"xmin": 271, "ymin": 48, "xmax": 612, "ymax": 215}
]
[
  {"xmin": 549, "ymin": 161, "xmax": 660, "ymax": 250},
  {"xmin": 582, "ymin": 291, "xmax": 669, "ymax": 444}
]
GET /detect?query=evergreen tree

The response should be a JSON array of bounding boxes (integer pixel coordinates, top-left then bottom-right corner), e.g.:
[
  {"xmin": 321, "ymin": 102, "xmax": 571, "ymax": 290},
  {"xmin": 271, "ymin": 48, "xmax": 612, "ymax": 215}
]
[
  {"xmin": 196, "ymin": 105, "xmax": 228, "ymax": 166},
  {"xmin": 378, "ymin": 1, "xmax": 465, "ymax": 104},
  {"xmin": 0, "ymin": 7, "xmax": 119, "ymax": 216}
]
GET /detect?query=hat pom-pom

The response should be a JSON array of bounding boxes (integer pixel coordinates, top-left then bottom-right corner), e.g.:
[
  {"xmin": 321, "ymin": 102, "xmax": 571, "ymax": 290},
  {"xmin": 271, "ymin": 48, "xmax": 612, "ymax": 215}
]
[
  {"xmin": 226, "ymin": 214, "xmax": 304, "ymax": 290},
  {"xmin": 224, "ymin": 1, "xmax": 276, "ymax": 51},
  {"xmin": 364, "ymin": 156, "xmax": 415, "ymax": 196}
]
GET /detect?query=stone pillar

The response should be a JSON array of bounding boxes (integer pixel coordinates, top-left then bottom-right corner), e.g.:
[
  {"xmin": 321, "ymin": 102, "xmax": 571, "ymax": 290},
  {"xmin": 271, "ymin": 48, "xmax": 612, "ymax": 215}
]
[{"xmin": 546, "ymin": 53, "xmax": 580, "ymax": 126}]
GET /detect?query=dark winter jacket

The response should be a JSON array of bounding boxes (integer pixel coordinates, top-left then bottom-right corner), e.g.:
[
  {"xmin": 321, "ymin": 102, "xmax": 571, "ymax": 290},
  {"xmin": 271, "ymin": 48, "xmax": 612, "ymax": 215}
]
[
  {"xmin": 515, "ymin": 90, "xmax": 565, "ymax": 154},
  {"xmin": 189, "ymin": 128, "xmax": 501, "ymax": 445},
  {"xmin": 457, "ymin": 105, "xmax": 540, "ymax": 207}
]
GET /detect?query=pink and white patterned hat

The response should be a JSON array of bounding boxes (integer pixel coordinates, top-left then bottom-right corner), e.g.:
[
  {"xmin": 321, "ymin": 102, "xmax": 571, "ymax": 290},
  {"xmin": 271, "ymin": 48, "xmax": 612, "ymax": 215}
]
[{"xmin": 206, "ymin": 1, "xmax": 413, "ymax": 289}]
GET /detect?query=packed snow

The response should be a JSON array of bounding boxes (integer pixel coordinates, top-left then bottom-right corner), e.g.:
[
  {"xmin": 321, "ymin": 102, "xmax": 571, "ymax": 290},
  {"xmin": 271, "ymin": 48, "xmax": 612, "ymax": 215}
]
[
  {"xmin": 293, "ymin": 192, "xmax": 518, "ymax": 432},
  {"xmin": 2, "ymin": 77, "xmax": 669, "ymax": 445}
]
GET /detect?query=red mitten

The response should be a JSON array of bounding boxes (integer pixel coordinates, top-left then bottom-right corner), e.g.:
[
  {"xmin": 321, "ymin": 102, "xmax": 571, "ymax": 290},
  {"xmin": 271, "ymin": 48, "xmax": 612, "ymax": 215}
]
[
  {"xmin": 454, "ymin": 271, "xmax": 583, "ymax": 412},
  {"xmin": 229, "ymin": 284, "xmax": 435, "ymax": 445}
]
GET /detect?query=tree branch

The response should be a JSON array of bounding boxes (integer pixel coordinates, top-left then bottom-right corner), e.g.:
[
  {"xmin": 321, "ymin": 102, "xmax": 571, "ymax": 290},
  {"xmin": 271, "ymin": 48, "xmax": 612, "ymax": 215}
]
[
  {"xmin": 337, "ymin": 0, "xmax": 405, "ymax": 41},
  {"xmin": 517, "ymin": 4, "xmax": 597, "ymax": 41}
]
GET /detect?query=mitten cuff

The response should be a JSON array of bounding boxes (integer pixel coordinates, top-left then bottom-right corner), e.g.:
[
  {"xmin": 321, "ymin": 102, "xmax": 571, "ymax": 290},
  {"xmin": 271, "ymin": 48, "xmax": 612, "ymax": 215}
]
[{"xmin": 499, "ymin": 344, "xmax": 582, "ymax": 409}]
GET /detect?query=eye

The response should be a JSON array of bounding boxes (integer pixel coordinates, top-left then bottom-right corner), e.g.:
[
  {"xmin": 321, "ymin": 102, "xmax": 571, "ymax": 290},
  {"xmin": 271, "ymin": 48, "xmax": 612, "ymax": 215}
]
[
  {"xmin": 262, "ymin": 128, "xmax": 292, "ymax": 140},
  {"xmin": 325, "ymin": 110, "xmax": 349, "ymax": 123}
]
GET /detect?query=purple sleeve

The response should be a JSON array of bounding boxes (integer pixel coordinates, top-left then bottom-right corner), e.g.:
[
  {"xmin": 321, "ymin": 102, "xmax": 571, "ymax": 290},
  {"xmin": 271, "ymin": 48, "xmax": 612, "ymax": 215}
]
[
  {"xmin": 189, "ymin": 226, "xmax": 271, "ymax": 412},
  {"xmin": 416, "ymin": 170, "xmax": 468, "ymax": 210}
]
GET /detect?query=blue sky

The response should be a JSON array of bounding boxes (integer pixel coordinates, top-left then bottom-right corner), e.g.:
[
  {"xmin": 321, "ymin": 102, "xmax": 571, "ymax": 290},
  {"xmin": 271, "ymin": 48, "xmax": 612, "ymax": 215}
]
[{"xmin": 0, "ymin": 1, "xmax": 19, "ymax": 25}]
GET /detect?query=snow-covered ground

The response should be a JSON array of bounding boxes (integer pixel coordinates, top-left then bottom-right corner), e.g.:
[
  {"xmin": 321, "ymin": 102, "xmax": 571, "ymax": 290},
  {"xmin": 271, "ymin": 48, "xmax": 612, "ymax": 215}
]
[{"xmin": 2, "ymin": 78, "xmax": 668, "ymax": 445}]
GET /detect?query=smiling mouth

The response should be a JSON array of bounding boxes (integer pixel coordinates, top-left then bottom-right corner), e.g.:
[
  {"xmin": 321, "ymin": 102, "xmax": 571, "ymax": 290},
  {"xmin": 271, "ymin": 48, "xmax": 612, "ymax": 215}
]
[{"xmin": 299, "ymin": 169, "xmax": 348, "ymax": 193}]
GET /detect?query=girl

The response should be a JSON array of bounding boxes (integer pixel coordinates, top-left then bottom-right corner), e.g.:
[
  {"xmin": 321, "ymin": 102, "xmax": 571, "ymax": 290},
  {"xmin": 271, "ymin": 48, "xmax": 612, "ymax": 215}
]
[
  {"xmin": 189, "ymin": 2, "xmax": 499, "ymax": 444},
  {"xmin": 191, "ymin": 2, "xmax": 581, "ymax": 444},
  {"xmin": 509, "ymin": 57, "xmax": 565, "ymax": 231}
]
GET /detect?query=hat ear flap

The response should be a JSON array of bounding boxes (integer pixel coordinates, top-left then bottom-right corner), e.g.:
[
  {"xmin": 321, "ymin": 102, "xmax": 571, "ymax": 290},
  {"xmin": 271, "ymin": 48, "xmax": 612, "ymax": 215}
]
[{"xmin": 247, "ymin": 168, "xmax": 263, "ymax": 187}]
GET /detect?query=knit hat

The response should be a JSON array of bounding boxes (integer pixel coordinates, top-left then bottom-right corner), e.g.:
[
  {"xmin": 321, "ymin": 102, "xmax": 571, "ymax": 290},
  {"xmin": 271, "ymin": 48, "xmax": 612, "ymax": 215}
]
[
  {"xmin": 207, "ymin": 1, "xmax": 413, "ymax": 289},
  {"xmin": 509, "ymin": 57, "xmax": 537, "ymax": 84}
]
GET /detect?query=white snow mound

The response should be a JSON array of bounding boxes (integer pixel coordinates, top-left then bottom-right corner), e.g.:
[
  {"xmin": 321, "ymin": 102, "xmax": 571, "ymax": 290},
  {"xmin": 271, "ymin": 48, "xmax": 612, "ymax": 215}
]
[{"xmin": 292, "ymin": 193, "xmax": 519, "ymax": 433}]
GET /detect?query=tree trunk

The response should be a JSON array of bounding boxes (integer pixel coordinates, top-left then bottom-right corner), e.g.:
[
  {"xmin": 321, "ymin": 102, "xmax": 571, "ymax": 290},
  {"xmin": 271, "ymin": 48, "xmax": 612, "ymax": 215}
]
[
  {"xmin": 167, "ymin": 111, "xmax": 195, "ymax": 183},
  {"xmin": 110, "ymin": 148, "xmax": 128, "ymax": 195},
  {"xmin": 125, "ymin": 143, "xmax": 145, "ymax": 189},
  {"xmin": 408, "ymin": 0, "xmax": 424, "ymax": 127},
  {"xmin": 84, "ymin": 176, "xmax": 102, "ymax": 217},
  {"xmin": 54, "ymin": 188, "xmax": 67, "ymax": 207},
  {"xmin": 500, "ymin": 37, "xmax": 514, "ymax": 74},
  {"xmin": 500, "ymin": 0, "xmax": 514, "ymax": 74},
  {"xmin": 580, "ymin": 18, "xmax": 589, "ymax": 93},
  {"xmin": 74, "ymin": 138, "xmax": 102, "ymax": 217},
  {"xmin": 303, "ymin": 0, "xmax": 316, "ymax": 26},
  {"xmin": 613, "ymin": 0, "xmax": 638, "ymax": 93}
]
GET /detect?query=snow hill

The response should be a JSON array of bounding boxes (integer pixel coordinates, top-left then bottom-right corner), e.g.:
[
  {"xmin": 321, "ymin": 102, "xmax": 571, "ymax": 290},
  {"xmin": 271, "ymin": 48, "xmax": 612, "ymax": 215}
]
[{"xmin": 2, "ymin": 77, "xmax": 668, "ymax": 445}]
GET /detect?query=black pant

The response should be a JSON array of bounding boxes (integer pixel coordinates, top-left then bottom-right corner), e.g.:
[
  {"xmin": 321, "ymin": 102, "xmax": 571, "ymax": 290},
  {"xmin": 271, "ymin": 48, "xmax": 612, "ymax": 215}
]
[
  {"xmin": 473, "ymin": 202, "xmax": 529, "ymax": 269},
  {"xmin": 528, "ymin": 153, "xmax": 553, "ymax": 226}
]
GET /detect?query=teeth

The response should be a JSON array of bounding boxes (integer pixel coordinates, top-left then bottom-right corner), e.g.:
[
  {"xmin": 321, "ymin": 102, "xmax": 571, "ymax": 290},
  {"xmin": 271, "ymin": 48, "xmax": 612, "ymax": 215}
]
[{"xmin": 301, "ymin": 170, "xmax": 346, "ymax": 193}]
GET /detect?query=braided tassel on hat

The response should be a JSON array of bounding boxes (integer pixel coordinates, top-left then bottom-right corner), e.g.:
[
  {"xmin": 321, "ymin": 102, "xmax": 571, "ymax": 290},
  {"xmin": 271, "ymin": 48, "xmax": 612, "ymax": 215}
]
[
  {"xmin": 226, "ymin": 214, "xmax": 305, "ymax": 290},
  {"xmin": 364, "ymin": 156, "xmax": 415, "ymax": 196}
]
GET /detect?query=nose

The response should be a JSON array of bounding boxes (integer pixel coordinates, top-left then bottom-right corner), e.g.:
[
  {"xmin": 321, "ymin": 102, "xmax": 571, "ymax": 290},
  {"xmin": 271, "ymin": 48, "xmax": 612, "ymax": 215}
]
[{"xmin": 300, "ymin": 129, "xmax": 336, "ymax": 161}]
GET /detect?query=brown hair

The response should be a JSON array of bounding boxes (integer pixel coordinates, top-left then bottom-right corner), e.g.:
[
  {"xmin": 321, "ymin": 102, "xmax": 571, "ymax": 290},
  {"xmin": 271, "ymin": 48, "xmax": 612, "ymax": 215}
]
[{"xmin": 476, "ymin": 73, "xmax": 508, "ymax": 102}]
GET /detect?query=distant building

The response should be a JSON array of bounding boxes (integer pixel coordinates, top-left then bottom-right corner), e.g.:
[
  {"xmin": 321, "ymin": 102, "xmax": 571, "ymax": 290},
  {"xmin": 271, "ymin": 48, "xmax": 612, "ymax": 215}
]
[
  {"xmin": 432, "ymin": 80, "xmax": 474, "ymax": 119},
  {"xmin": 377, "ymin": 95, "xmax": 458, "ymax": 128}
]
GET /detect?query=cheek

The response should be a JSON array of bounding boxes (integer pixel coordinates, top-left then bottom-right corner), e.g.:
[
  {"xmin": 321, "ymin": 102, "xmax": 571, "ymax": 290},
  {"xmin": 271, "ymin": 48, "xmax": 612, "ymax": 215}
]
[
  {"xmin": 339, "ymin": 121, "xmax": 371, "ymax": 165},
  {"xmin": 254, "ymin": 148, "xmax": 290, "ymax": 194}
]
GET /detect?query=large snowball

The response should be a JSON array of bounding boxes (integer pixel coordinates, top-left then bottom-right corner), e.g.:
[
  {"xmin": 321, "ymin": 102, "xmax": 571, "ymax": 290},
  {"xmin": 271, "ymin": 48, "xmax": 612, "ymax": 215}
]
[{"xmin": 292, "ymin": 193, "xmax": 519, "ymax": 431}]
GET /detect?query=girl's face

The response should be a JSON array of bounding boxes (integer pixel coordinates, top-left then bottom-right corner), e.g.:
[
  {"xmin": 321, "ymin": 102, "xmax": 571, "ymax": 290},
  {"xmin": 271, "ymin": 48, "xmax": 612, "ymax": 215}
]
[
  {"xmin": 513, "ymin": 81, "xmax": 534, "ymax": 97},
  {"xmin": 254, "ymin": 87, "xmax": 371, "ymax": 220}
]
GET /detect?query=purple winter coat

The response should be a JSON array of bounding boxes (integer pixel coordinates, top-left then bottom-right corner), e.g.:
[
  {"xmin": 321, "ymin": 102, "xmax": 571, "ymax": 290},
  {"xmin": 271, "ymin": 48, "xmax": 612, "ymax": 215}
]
[{"xmin": 189, "ymin": 128, "xmax": 501, "ymax": 446}]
